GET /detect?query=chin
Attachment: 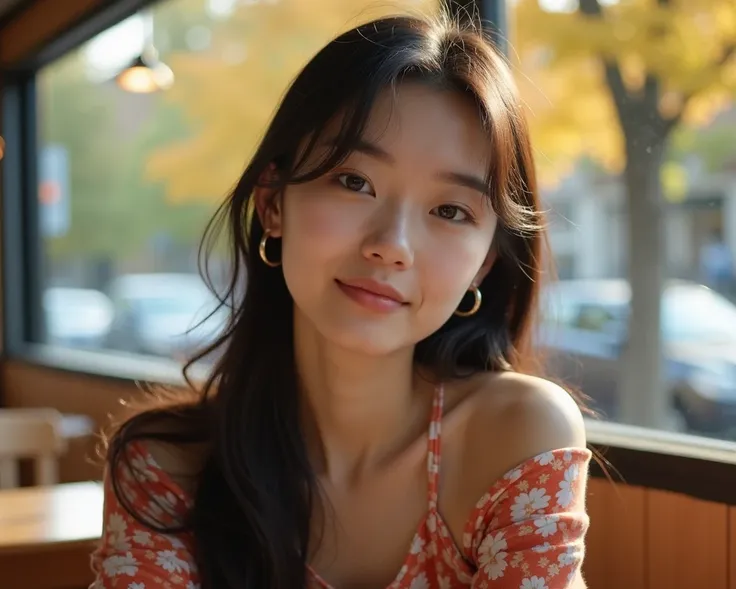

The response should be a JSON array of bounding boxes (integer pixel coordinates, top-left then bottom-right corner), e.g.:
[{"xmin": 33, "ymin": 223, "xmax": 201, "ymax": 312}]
[
  {"xmin": 294, "ymin": 303, "xmax": 433, "ymax": 358},
  {"xmin": 328, "ymin": 326, "xmax": 409, "ymax": 357},
  {"xmin": 308, "ymin": 314, "xmax": 411, "ymax": 357}
]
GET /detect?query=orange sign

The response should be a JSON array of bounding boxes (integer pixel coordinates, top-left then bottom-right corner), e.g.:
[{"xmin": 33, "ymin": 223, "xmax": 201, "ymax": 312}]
[{"xmin": 39, "ymin": 181, "xmax": 61, "ymax": 205}]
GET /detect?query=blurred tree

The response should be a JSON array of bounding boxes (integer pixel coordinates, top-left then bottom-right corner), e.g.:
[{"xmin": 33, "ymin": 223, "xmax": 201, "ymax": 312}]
[
  {"xmin": 513, "ymin": 0, "xmax": 736, "ymax": 427},
  {"xmin": 671, "ymin": 116, "xmax": 736, "ymax": 174},
  {"xmin": 145, "ymin": 0, "xmax": 436, "ymax": 201}
]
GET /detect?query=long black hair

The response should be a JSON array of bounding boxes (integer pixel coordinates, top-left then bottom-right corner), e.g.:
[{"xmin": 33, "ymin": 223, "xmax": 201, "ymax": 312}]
[{"xmin": 107, "ymin": 11, "xmax": 579, "ymax": 589}]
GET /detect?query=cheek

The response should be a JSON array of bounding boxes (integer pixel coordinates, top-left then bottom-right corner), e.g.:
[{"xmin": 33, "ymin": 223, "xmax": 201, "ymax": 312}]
[
  {"xmin": 281, "ymin": 189, "xmax": 361, "ymax": 262},
  {"xmin": 421, "ymin": 231, "xmax": 494, "ymax": 307},
  {"xmin": 279, "ymin": 189, "xmax": 370, "ymax": 306}
]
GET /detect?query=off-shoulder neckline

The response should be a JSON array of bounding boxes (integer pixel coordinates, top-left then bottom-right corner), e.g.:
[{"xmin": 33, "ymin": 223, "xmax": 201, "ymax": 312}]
[{"xmin": 127, "ymin": 441, "xmax": 591, "ymax": 589}]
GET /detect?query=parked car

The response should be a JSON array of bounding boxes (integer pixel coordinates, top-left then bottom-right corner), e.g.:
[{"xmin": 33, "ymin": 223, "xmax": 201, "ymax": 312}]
[
  {"xmin": 539, "ymin": 279, "xmax": 736, "ymax": 435},
  {"xmin": 43, "ymin": 287, "xmax": 114, "ymax": 348},
  {"xmin": 105, "ymin": 273, "xmax": 228, "ymax": 361}
]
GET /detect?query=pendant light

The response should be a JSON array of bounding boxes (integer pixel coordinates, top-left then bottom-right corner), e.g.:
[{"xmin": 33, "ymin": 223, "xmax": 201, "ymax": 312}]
[{"xmin": 116, "ymin": 10, "xmax": 174, "ymax": 93}]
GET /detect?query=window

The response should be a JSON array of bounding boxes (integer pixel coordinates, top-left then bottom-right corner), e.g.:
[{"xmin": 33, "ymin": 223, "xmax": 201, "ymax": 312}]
[
  {"xmin": 6, "ymin": 0, "xmax": 736, "ymax": 454},
  {"xmin": 663, "ymin": 283, "xmax": 736, "ymax": 345},
  {"xmin": 33, "ymin": 0, "xmax": 435, "ymax": 364},
  {"xmin": 514, "ymin": 0, "xmax": 736, "ymax": 440}
]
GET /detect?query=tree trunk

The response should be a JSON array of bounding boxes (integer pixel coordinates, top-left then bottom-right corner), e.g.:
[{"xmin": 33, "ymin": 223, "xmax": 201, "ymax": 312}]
[{"xmin": 618, "ymin": 138, "xmax": 670, "ymax": 428}]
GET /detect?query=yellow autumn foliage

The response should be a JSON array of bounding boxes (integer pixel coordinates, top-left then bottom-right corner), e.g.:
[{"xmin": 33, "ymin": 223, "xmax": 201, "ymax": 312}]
[
  {"xmin": 146, "ymin": 0, "xmax": 435, "ymax": 202},
  {"xmin": 511, "ymin": 0, "xmax": 735, "ymax": 187},
  {"xmin": 148, "ymin": 0, "xmax": 735, "ymax": 201}
]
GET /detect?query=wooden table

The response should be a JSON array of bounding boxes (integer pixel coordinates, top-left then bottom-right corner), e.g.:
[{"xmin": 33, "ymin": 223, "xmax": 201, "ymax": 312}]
[{"xmin": 0, "ymin": 481, "xmax": 103, "ymax": 589}]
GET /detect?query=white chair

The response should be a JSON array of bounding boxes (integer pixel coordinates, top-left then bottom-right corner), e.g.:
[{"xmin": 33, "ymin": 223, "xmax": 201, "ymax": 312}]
[{"xmin": 0, "ymin": 408, "xmax": 67, "ymax": 488}]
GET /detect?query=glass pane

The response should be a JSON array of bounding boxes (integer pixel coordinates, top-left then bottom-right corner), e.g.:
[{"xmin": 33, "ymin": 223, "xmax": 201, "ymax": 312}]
[
  {"xmin": 513, "ymin": 0, "xmax": 736, "ymax": 439},
  {"xmin": 36, "ymin": 0, "xmax": 435, "ymax": 364}
]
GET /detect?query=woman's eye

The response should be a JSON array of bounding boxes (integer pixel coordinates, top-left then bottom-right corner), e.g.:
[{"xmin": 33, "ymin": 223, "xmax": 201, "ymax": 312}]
[
  {"xmin": 337, "ymin": 173, "xmax": 373, "ymax": 194},
  {"xmin": 433, "ymin": 204, "xmax": 470, "ymax": 222}
]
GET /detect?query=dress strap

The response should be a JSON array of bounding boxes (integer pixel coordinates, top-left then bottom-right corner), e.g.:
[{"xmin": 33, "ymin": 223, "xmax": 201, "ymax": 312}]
[{"xmin": 426, "ymin": 383, "xmax": 444, "ymax": 511}]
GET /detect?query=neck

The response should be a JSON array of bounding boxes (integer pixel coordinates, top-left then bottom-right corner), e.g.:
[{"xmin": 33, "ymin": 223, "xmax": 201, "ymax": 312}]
[{"xmin": 293, "ymin": 312, "xmax": 433, "ymax": 485}]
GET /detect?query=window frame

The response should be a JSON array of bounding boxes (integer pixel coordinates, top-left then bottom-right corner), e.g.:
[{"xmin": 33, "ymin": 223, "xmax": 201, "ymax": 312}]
[
  {"xmin": 1, "ymin": 0, "xmax": 736, "ymax": 505},
  {"xmin": 1, "ymin": 71, "xmax": 38, "ymax": 355}
]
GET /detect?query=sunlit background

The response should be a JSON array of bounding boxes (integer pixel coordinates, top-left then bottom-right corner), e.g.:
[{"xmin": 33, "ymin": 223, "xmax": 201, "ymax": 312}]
[{"xmin": 36, "ymin": 0, "xmax": 736, "ymax": 442}]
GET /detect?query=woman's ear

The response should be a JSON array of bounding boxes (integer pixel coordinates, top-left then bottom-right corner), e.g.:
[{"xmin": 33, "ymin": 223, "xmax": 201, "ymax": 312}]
[{"xmin": 254, "ymin": 163, "xmax": 283, "ymax": 237}]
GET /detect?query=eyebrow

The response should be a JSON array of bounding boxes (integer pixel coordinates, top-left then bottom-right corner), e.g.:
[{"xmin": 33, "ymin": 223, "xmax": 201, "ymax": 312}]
[
  {"xmin": 330, "ymin": 138, "xmax": 489, "ymax": 195},
  {"xmin": 438, "ymin": 171, "xmax": 489, "ymax": 196}
]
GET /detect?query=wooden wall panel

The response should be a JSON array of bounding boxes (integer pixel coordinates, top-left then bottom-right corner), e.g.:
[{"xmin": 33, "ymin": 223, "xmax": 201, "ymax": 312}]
[
  {"xmin": 647, "ymin": 489, "xmax": 730, "ymax": 589},
  {"xmin": 730, "ymin": 508, "xmax": 736, "ymax": 589},
  {"xmin": 0, "ymin": 0, "xmax": 101, "ymax": 65},
  {"xmin": 1, "ymin": 544, "xmax": 95, "ymax": 589},
  {"xmin": 2, "ymin": 360, "xmax": 141, "ymax": 424},
  {"xmin": 584, "ymin": 479, "xmax": 646, "ymax": 589}
]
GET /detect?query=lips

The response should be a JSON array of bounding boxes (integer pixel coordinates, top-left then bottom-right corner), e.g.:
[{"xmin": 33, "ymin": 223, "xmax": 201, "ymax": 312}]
[
  {"xmin": 336, "ymin": 278, "xmax": 406, "ymax": 303},
  {"xmin": 335, "ymin": 278, "xmax": 408, "ymax": 313}
]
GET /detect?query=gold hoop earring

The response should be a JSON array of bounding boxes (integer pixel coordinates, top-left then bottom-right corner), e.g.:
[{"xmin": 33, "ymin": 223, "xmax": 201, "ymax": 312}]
[
  {"xmin": 259, "ymin": 229, "xmax": 281, "ymax": 268},
  {"xmin": 454, "ymin": 286, "xmax": 482, "ymax": 317}
]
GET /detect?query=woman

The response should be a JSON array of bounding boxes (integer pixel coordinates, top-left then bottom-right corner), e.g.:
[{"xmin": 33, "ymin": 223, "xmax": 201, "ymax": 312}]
[{"xmin": 92, "ymin": 12, "xmax": 591, "ymax": 589}]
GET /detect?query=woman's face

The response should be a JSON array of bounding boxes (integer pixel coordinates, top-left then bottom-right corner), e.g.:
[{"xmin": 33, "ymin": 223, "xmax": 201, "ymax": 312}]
[{"xmin": 261, "ymin": 83, "xmax": 498, "ymax": 356}]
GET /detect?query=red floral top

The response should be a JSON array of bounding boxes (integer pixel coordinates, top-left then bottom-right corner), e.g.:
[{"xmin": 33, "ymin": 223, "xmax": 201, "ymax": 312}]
[{"xmin": 91, "ymin": 386, "xmax": 591, "ymax": 589}]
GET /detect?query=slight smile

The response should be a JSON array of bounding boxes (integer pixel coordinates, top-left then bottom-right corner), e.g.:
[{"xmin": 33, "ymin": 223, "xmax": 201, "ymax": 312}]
[{"xmin": 335, "ymin": 278, "xmax": 408, "ymax": 313}]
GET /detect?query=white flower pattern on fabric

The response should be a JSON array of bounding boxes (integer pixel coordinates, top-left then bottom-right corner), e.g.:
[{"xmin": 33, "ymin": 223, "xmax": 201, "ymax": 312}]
[
  {"xmin": 411, "ymin": 534, "xmax": 425, "ymax": 554},
  {"xmin": 132, "ymin": 530, "xmax": 153, "ymax": 547},
  {"xmin": 521, "ymin": 577, "xmax": 549, "ymax": 589},
  {"xmin": 156, "ymin": 549, "xmax": 191, "ymax": 574},
  {"xmin": 533, "ymin": 452, "xmax": 555, "ymax": 466},
  {"xmin": 477, "ymin": 531, "xmax": 509, "ymax": 579},
  {"xmin": 511, "ymin": 488, "xmax": 551, "ymax": 522},
  {"xmin": 106, "ymin": 513, "xmax": 131, "ymax": 551},
  {"xmin": 558, "ymin": 546, "xmax": 578, "ymax": 567},
  {"xmin": 556, "ymin": 465, "xmax": 580, "ymax": 508},
  {"xmin": 129, "ymin": 455, "xmax": 159, "ymax": 482},
  {"xmin": 408, "ymin": 572, "xmax": 431, "ymax": 589},
  {"xmin": 504, "ymin": 468, "xmax": 523, "ymax": 483},
  {"xmin": 533, "ymin": 515, "xmax": 560, "ymax": 538},
  {"xmin": 102, "ymin": 553, "xmax": 139, "ymax": 577},
  {"xmin": 90, "ymin": 437, "xmax": 590, "ymax": 589}
]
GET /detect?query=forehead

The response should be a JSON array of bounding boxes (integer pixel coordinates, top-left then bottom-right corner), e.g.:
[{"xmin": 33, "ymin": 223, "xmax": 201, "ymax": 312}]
[{"xmin": 362, "ymin": 83, "xmax": 491, "ymax": 173}]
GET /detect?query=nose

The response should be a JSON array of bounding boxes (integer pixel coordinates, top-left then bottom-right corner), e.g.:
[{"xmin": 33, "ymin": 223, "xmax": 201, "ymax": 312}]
[{"xmin": 360, "ymin": 205, "xmax": 415, "ymax": 269}]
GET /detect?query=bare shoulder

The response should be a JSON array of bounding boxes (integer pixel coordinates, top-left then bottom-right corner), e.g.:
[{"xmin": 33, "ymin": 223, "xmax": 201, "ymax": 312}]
[
  {"xmin": 443, "ymin": 371, "xmax": 587, "ymax": 515},
  {"xmin": 474, "ymin": 371, "xmax": 586, "ymax": 451}
]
